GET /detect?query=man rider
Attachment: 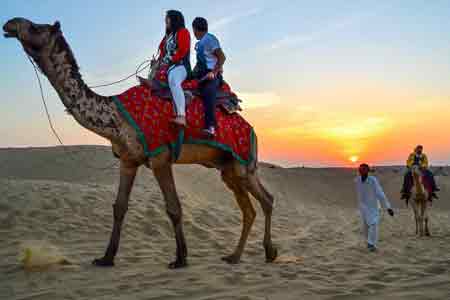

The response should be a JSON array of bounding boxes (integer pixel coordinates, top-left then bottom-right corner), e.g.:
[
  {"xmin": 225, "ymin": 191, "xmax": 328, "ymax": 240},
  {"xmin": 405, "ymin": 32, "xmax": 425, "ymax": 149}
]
[
  {"xmin": 401, "ymin": 145, "xmax": 439, "ymax": 200},
  {"xmin": 191, "ymin": 17, "xmax": 226, "ymax": 137}
]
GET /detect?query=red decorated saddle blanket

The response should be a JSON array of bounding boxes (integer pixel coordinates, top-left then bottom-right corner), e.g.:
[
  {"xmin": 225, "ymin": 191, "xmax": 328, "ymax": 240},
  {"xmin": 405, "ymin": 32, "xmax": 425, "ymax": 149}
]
[{"xmin": 112, "ymin": 85, "xmax": 255, "ymax": 165}]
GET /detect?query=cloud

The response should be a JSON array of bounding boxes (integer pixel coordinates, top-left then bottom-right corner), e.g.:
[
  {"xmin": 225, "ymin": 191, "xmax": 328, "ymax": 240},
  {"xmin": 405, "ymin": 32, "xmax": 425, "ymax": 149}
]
[
  {"xmin": 209, "ymin": 7, "xmax": 263, "ymax": 31},
  {"xmin": 267, "ymin": 12, "xmax": 372, "ymax": 51},
  {"xmin": 237, "ymin": 91, "xmax": 281, "ymax": 109}
]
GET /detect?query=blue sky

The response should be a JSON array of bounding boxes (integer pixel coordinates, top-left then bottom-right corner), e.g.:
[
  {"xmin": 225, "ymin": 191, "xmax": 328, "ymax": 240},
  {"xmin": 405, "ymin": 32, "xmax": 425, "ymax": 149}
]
[{"xmin": 1, "ymin": 1, "xmax": 450, "ymax": 166}]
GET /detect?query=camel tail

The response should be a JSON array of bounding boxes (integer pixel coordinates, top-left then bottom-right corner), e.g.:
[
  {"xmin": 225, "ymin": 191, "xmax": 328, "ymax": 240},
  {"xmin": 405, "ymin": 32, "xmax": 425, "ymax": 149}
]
[
  {"xmin": 248, "ymin": 130, "xmax": 258, "ymax": 174},
  {"xmin": 258, "ymin": 175, "xmax": 275, "ymax": 204}
]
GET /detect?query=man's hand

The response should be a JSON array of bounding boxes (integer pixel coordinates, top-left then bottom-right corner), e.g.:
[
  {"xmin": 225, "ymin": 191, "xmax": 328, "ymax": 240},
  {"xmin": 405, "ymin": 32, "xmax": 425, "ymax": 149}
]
[
  {"xmin": 206, "ymin": 71, "xmax": 216, "ymax": 80},
  {"xmin": 137, "ymin": 76, "xmax": 152, "ymax": 88},
  {"xmin": 387, "ymin": 208, "xmax": 394, "ymax": 217}
]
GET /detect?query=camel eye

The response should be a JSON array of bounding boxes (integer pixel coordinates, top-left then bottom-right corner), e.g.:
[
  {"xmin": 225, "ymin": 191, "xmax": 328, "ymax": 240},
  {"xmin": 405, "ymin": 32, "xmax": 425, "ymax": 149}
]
[{"xmin": 29, "ymin": 26, "xmax": 38, "ymax": 34}]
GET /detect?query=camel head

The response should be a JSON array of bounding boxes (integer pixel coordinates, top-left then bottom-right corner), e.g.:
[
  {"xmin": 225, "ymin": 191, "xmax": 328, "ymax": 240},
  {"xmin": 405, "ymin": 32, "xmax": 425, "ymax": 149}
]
[
  {"xmin": 411, "ymin": 165, "xmax": 423, "ymax": 178},
  {"xmin": 3, "ymin": 18, "xmax": 62, "ymax": 62},
  {"xmin": 411, "ymin": 165, "xmax": 427, "ymax": 197}
]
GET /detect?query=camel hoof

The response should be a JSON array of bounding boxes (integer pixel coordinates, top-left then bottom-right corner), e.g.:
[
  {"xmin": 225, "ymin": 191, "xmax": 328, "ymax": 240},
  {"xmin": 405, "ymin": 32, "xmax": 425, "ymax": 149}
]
[
  {"xmin": 168, "ymin": 259, "xmax": 188, "ymax": 269},
  {"xmin": 222, "ymin": 254, "xmax": 240, "ymax": 264},
  {"xmin": 92, "ymin": 257, "xmax": 115, "ymax": 267},
  {"xmin": 265, "ymin": 246, "xmax": 278, "ymax": 263}
]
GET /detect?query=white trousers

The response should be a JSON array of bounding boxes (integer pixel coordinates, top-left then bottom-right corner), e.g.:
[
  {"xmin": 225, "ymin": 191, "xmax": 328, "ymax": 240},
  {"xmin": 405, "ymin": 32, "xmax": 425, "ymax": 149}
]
[
  {"xmin": 361, "ymin": 218, "xmax": 379, "ymax": 247},
  {"xmin": 168, "ymin": 65, "xmax": 187, "ymax": 117}
]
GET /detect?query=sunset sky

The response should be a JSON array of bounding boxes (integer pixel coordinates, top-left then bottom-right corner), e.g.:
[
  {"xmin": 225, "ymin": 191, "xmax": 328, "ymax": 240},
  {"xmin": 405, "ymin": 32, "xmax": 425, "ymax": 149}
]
[{"xmin": 2, "ymin": 0, "xmax": 450, "ymax": 167}]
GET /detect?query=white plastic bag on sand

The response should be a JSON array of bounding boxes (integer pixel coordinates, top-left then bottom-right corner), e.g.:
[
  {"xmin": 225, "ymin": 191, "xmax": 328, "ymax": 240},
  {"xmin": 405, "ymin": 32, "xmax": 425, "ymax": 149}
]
[{"xmin": 18, "ymin": 240, "xmax": 71, "ymax": 270}]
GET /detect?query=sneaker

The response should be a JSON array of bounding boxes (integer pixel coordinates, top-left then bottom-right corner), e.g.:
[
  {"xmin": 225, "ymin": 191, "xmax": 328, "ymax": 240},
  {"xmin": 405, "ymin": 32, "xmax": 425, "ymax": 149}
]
[
  {"xmin": 202, "ymin": 126, "xmax": 216, "ymax": 138},
  {"xmin": 367, "ymin": 244, "xmax": 377, "ymax": 252},
  {"xmin": 171, "ymin": 116, "xmax": 186, "ymax": 127},
  {"xmin": 431, "ymin": 192, "xmax": 438, "ymax": 199}
]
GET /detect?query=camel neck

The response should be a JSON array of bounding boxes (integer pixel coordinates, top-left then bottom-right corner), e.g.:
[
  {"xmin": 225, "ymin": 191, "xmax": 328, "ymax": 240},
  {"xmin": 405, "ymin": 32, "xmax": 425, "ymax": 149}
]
[
  {"xmin": 413, "ymin": 172, "xmax": 425, "ymax": 195},
  {"xmin": 34, "ymin": 34, "xmax": 121, "ymax": 141}
]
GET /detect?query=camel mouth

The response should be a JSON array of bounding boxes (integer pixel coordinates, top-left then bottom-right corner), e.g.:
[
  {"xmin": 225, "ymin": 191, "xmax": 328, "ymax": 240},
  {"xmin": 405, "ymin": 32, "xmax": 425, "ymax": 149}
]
[
  {"xmin": 3, "ymin": 23, "xmax": 17, "ymax": 38},
  {"xmin": 4, "ymin": 32, "xmax": 16, "ymax": 38},
  {"xmin": 3, "ymin": 29, "xmax": 17, "ymax": 38}
]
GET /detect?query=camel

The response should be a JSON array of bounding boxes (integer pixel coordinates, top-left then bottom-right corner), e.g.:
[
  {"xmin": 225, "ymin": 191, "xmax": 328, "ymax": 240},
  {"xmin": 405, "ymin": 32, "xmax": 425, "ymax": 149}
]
[
  {"xmin": 410, "ymin": 165, "xmax": 431, "ymax": 236},
  {"xmin": 3, "ymin": 18, "xmax": 277, "ymax": 268}
]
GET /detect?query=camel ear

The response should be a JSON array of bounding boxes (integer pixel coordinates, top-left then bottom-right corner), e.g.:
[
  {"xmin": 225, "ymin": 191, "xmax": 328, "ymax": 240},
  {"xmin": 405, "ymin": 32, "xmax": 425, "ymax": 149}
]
[{"xmin": 53, "ymin": 21, "xmax": 61, "ymax": 31}]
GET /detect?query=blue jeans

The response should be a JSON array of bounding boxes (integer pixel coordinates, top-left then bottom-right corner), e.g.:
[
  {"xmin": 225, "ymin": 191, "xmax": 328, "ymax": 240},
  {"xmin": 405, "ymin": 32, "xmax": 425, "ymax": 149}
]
[{"xmin": 199, "ymin": 76, "xmax": 221, "ymax": 129}]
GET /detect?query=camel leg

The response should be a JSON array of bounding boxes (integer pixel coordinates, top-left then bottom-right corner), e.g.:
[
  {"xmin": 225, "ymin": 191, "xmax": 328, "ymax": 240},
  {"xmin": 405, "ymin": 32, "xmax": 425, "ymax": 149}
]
[
  {"xmin": 221, "ymin": 169, "xmax": 255, "ymax": 264},
  {"xmin": 153, "ymin": 164, "xmax": 188, "ymax": 269},
  {"xmin": 424, "ymin": 200, "xmax": 431, "ymax": 236},
  {"xmin": 412, "ymin": 202, "xmax": 419, "ymax": 235},
  {"xmin": 93, "ymin": 162, "xmax": 137, "ymax": 266},
  {"xmin": 420, "ymin": 200, "xmax": 427, "ymax": 237},
  {"xmin": 418, "ymin": 203, "xmax": 424, "ymax": 237},
  {"xmin": 246, "ymin": 173, "xmax": 278, "ymax": 263},
  {"xmin": 425, "ymin": 217, "xmax": 431, "ymax": 237}
]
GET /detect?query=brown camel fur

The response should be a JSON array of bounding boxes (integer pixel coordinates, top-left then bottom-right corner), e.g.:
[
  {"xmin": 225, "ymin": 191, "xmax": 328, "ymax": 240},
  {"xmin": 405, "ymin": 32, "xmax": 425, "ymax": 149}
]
[
  {"xmin": 410, "ymin": 166, "xmax": 431, "ymax": 237},
  {"xmin": 3, "ymin": 18, "xmax": 277, "ymax": 268}
]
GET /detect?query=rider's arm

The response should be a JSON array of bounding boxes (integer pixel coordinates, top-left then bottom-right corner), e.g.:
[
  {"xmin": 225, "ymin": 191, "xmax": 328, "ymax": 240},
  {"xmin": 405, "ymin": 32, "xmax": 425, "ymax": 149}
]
[
  {"xmin": 406, "ymin": 153, "xmax": 414, "ymax": 168},
  {"xmin": 422, "ymin": 154, "xmax": 429, "ymax": 169},
  {"xmin": 170, "ymin": 28, "xmax": 190, "ymax": 64},
  {"xmin": 212, "ymin": 48, "xmax": 226, "ymax": 75}
]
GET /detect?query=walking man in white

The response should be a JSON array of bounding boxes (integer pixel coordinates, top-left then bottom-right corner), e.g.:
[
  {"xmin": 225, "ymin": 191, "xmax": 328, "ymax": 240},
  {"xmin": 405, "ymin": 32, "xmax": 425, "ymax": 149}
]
[{"xmin": 355, "ymin": 163, "xmax": 394, "ymax": 252}]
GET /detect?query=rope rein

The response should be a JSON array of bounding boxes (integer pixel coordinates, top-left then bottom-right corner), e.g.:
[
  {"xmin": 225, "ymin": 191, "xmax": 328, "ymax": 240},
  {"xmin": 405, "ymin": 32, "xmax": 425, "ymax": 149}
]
[{"xmin": 27, "ymin": 53, "xmax": 153, "ymax": 172}]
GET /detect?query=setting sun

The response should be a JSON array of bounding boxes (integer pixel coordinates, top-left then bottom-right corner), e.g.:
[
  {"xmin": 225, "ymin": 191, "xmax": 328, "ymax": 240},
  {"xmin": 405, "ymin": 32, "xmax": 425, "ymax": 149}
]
[{"xmin": 349, "ymin": 156, "xmax": 359, "ymax": 163}]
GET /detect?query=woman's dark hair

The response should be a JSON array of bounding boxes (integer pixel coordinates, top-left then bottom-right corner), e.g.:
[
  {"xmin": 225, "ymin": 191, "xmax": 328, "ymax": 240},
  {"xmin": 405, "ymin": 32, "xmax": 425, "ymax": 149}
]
[
  {"xmin": 192, "ymin": 17, "xmax": 208, "ymax": 32},
  {"xmin": 166, "ymin": 10, "xmax": 185, "ymax": 35}
]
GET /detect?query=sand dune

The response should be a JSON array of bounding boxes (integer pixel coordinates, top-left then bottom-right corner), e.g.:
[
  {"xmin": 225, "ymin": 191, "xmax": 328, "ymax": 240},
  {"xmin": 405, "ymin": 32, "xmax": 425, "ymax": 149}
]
[{"xmin": 1, "ymin": 146, "xmax": 449, "ymax": 299}]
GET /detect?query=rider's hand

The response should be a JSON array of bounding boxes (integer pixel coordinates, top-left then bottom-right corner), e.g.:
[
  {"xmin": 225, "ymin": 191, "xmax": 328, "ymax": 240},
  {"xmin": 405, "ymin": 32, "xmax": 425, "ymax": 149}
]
[
  {"xmin": 206, "ymin": 71, "xmax": 216, "ymax": 80},
  {"xmin": 387, "ymin": 208, "xmax": 394, "ymax": 217},
  {"xmin": 162, "ymin": 56, "xmax": 172, "ymax": 65}
]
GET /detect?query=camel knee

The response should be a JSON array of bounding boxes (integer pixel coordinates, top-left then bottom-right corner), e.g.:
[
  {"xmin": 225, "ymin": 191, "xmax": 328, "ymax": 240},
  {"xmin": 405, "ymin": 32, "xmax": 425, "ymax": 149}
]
[
  {"xmin": 113, "ymin": 203, "xmax": 128, "ymax": 222},
  {"xmin": 246, "ymin": 208, "xmax": 256, "ymax": 224},
  {"xmin": 165, "ymin": 200, "xmax": 182, "ymax": 224},
  {"xmin": 166, "ymin": 207, "xmax": 182, "ymax": 223}
]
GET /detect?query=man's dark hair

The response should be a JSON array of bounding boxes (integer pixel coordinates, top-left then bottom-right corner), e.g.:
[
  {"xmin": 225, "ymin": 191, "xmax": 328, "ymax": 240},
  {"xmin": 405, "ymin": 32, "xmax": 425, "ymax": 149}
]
[
  {"xmin": 166, "ymin": 10, "xmax": 185, "ymax": 35},
  {"xmin": 192, "ymin": 17, "xmax": 208, "ymax": 32},
  {"xmin": 359, "ymin": 163, "xmax": 370, "ymax": 169}
]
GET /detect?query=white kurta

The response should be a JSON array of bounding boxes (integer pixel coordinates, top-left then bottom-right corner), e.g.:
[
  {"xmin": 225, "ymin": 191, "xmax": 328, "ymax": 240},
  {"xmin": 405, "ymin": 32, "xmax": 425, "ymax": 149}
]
[{"xmin": 354, "ymin": 175, "xmax": 392, "ymax": 246}]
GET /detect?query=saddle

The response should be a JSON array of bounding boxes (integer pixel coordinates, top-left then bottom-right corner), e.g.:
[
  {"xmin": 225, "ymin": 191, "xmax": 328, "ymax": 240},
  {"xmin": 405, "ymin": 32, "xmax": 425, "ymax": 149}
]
[
  {"xmin": 150, "ymin": 79, "xmax": 242, "ymax": 114},
  {"xmin": 138, "ymin": 62, "xmax": 242, "ymax": 114}
]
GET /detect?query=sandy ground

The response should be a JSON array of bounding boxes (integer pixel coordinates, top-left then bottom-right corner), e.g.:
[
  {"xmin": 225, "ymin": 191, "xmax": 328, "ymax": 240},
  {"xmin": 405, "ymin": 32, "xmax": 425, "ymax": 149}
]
[{"xmin": 1, "ymin": 146, "xmax": 449, "ymax": 299}]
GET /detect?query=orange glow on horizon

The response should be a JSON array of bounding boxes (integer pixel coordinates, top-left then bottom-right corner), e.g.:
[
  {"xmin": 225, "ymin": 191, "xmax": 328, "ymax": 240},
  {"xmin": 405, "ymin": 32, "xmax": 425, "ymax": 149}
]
[{"xmin": 241, "ymin": 82, "xmax": 450, "ymax": 166}]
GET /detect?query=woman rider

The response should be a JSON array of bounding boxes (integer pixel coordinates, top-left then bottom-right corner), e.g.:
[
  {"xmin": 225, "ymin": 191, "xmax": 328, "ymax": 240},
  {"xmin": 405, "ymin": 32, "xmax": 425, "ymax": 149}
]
[{"xmin": 157, "ymin": 10, "xmax": 191, "ymax": 126}]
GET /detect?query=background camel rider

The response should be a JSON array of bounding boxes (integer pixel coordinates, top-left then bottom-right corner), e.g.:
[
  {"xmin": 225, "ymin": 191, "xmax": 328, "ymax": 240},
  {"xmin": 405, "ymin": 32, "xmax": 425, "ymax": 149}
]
[
  {"xmin": 355, "ymin": 163, "xmax": 394, "ymax": 252},
  {"xmin": 191, "ymin": 17, "xmax": 226, "ymax": 137},
  {"xmin": 157, "ymin": 10, "xmax": 191, "ymax": 126},
  {"xmin": 401, "ymin": 145, "xmax": 439, "ymax": 200}
]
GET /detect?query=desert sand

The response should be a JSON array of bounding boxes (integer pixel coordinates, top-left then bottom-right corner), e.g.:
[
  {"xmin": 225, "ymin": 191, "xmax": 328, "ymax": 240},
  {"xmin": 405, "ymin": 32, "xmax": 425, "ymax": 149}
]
[{"xmin": 1, "ymin": 146, "xmax": 449, "ymax": 299}]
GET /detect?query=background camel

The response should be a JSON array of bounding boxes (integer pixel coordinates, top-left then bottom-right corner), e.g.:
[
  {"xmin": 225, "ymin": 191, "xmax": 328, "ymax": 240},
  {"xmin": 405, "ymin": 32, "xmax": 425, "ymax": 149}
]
[
  {"xmin": 3, "ymin": 17, "xmax": 277, "ymax": 268},
  {"xmin": 410, "ymin": 165, "xmax": 431, "ymax": 236}
]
